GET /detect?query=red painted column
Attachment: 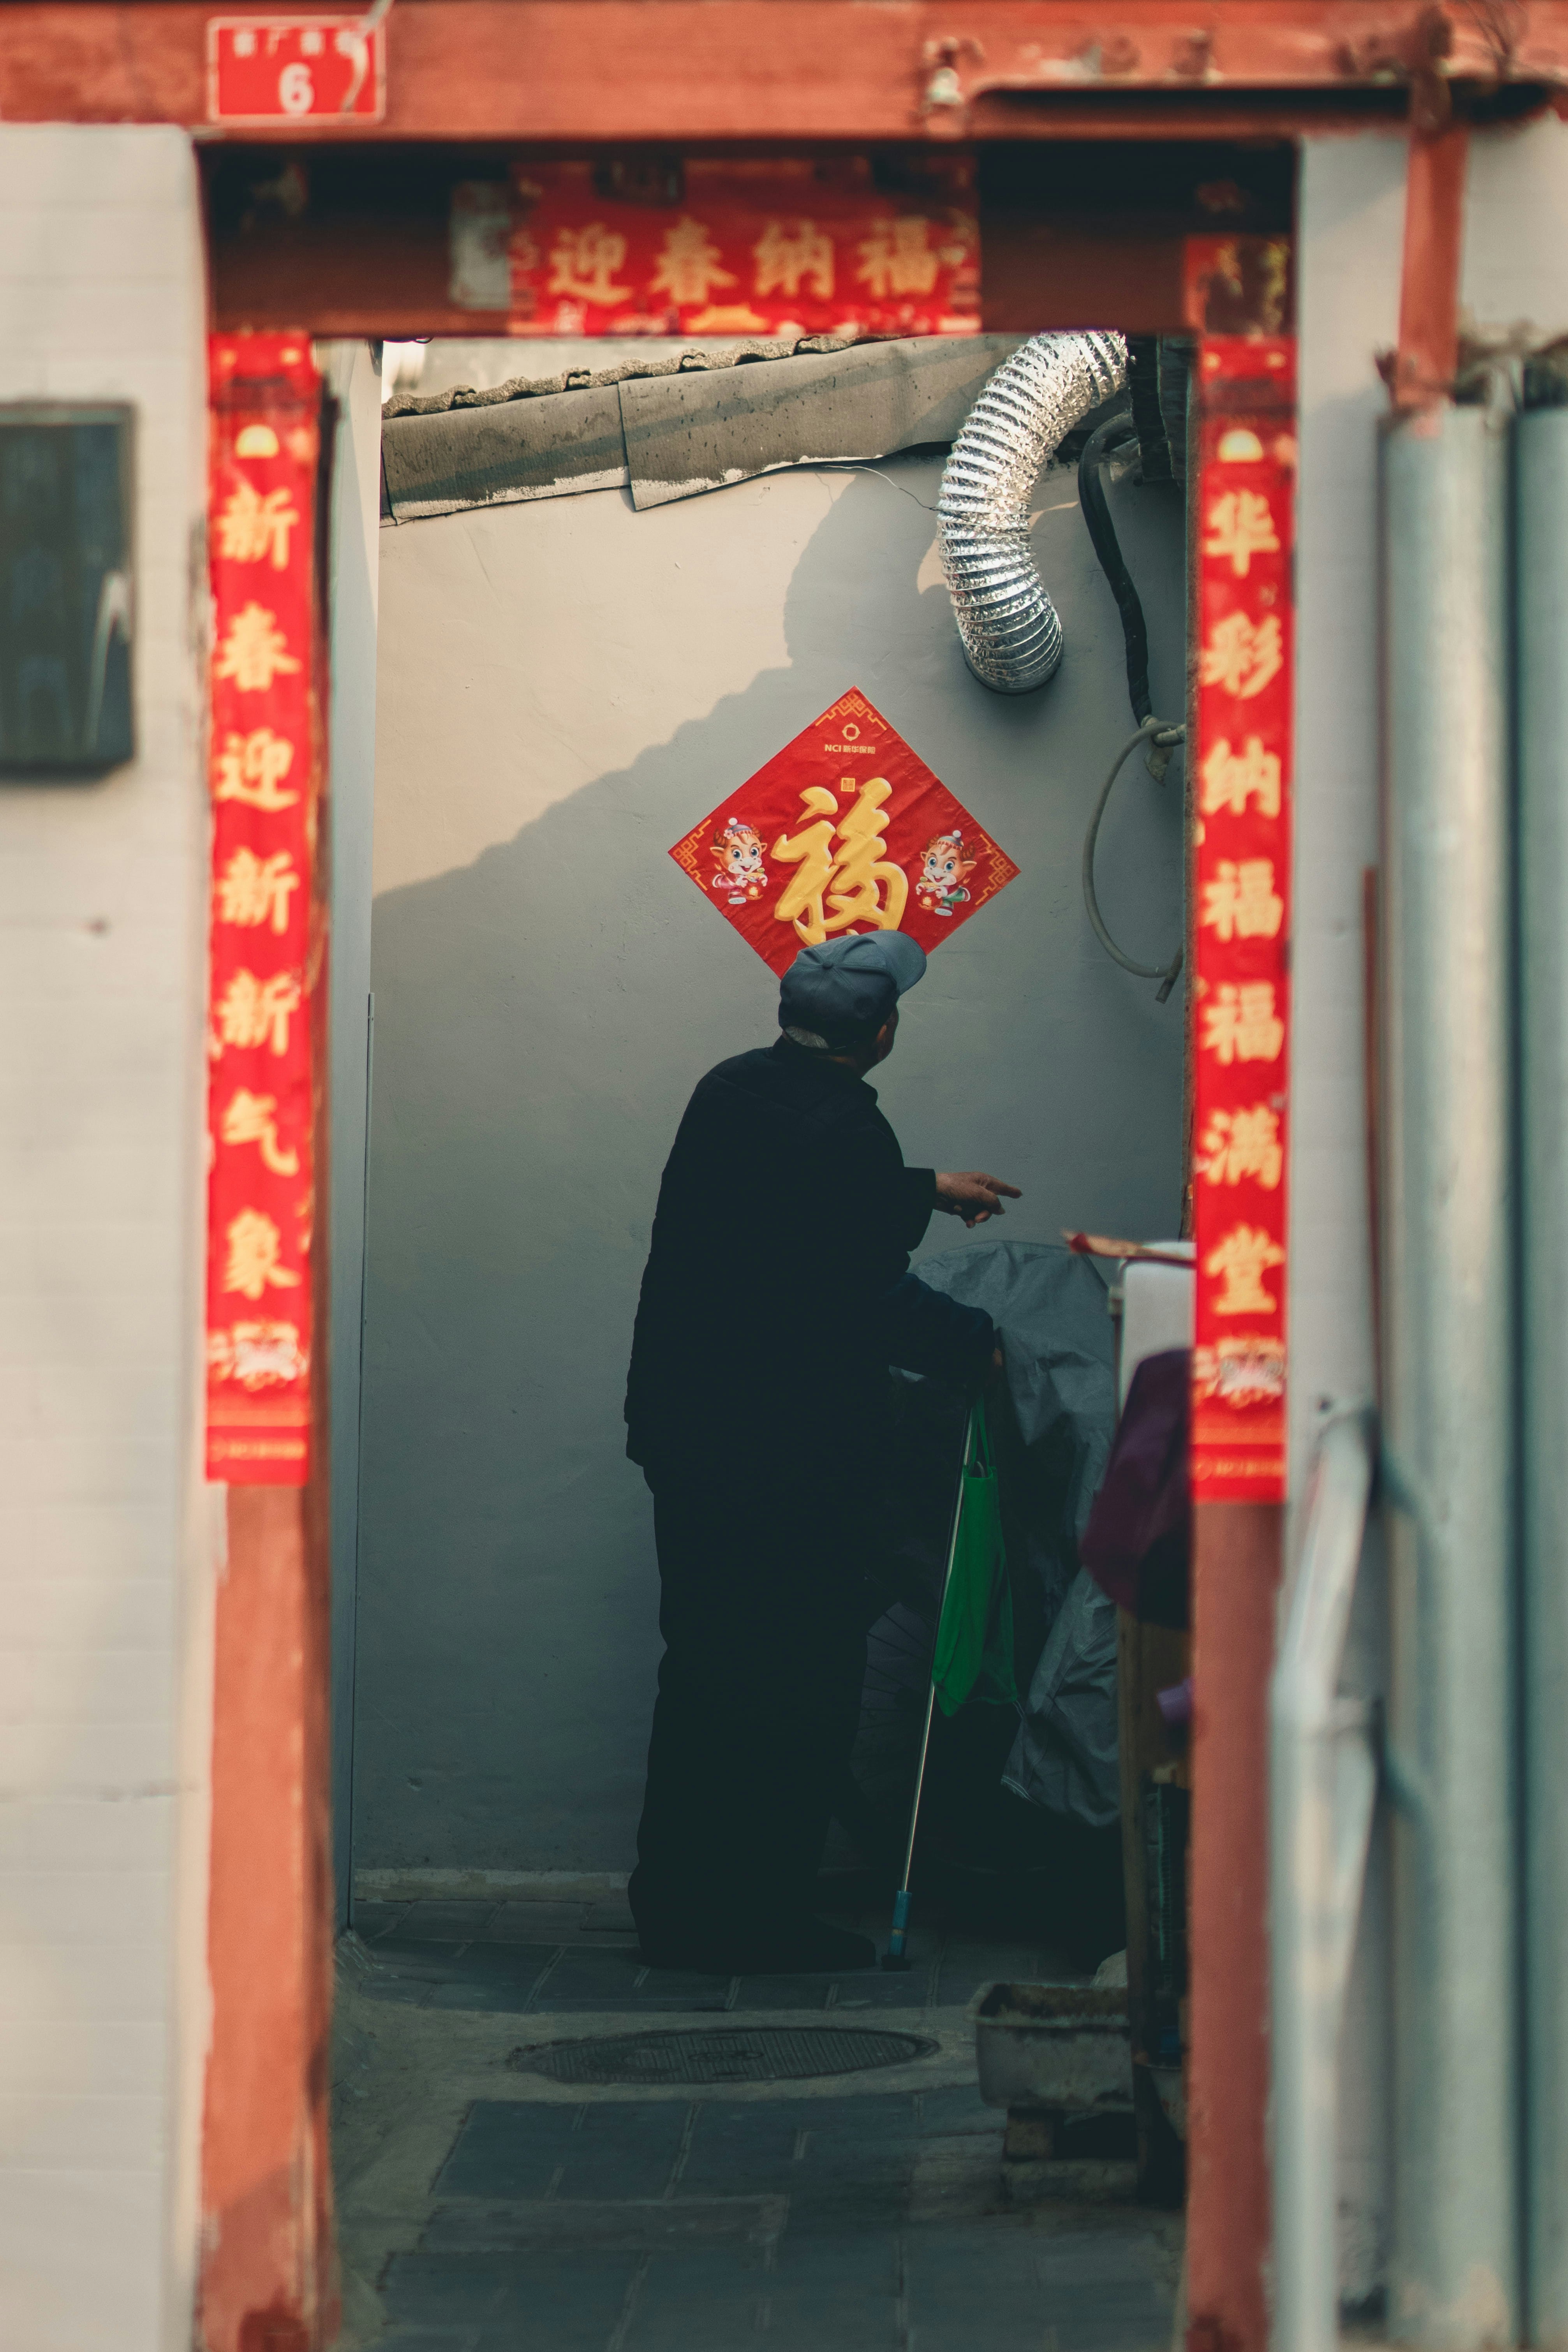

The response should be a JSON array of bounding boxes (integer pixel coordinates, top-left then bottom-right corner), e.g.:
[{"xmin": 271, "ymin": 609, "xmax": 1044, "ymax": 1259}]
[
  {"xmin": 1186, "ymin": 1501, "xmax": 1283, "ymax": 2352},
  {"xmin": 200, "ymin": 1490, "xmax": 337, "ymax": 2352},
  {"xmin": 1180, "ymin": 292, "xmax": 1297, "ymax": 2352},
  {"xmin": 1391, "ymin": 113, "xmax": 1470, "ymax": 414},
  {"xmin": 198, "ymin": 333, "xmax": 337, "ymax": 2352}
]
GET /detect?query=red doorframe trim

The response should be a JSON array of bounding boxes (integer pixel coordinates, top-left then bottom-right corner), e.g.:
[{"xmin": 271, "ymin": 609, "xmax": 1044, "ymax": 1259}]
[
  {"xmin": 1180, "ymin": 291, "xmax": 1297, "ymax": 2352},
  {"xmin": 1186, "ymin": 1502, "xmax": 1284, "ymax": 2352},
  {"xmin": 201, "ymin": 1491, "xmax": 337, "ymax": 2352},
  {"xmin": 186, "ymin": 113, "xmax": 1316, "ymax": 2352},
  {"xmin": 3, "ymin": 0, "xmax": 1566, "ymax": 139},
  {"xmin": 199, "ymin": 337, "xmax": 337, "ymax": 2352}
]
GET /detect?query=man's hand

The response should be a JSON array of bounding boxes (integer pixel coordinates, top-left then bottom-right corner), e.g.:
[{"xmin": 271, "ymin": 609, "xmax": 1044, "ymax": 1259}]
[{"xmin": 934, "ymin": 1171, "xmax": 1022, "ymax": 1227}]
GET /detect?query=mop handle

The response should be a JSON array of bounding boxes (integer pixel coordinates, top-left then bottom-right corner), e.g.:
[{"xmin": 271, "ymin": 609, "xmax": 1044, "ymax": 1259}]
[{"xmin": 885, "ymin": 1403, "xmax": 977, "ymax": 1961}]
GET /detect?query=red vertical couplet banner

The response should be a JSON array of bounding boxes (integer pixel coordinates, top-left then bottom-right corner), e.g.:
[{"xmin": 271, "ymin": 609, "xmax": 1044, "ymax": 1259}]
[
  {"xmin": 1189, "ymin": 334, "xmax": 1296, "ymax": 1503},
  {"xmin": 205, "ymin": 334, "xmax": 323, "ymax": 1483}
]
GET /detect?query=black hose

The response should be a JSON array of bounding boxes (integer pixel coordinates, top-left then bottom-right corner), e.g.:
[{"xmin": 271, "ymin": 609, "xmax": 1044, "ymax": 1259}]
[{"xmin": 1076, "ymin": 414, "xmax": 1151, "ymax": 725}]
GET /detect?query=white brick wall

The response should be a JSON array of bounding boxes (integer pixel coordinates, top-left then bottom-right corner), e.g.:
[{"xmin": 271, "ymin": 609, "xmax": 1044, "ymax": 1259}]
[{"xmin": 0, "ymin": 128, "xmax": 211, "ymax": 2352}]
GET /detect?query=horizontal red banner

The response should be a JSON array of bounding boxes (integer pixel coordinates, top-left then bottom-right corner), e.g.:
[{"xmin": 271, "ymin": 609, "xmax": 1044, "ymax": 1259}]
[{"xmin": 495, "ymin": 157, "xmax": 978, "ymax": 340}]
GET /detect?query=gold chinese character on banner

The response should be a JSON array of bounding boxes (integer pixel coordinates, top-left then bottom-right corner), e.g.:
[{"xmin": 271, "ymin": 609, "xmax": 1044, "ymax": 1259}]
[
  {"xmin": 1202, "ymin": 489, "xmax": 1281, "ymax": 578},
  {"xmin": 215, "ymin": 603, "xmax": 302, "ymax": 694},
  {"xmin": 1203, "ymin": 1223, "xmax": 1286, "ymax": 1316},
  {"xmin": 1201, "ymin": 858, "xmax": 1284, "ymax": 943},
  {"xmin": 1198, "ymin": 1105, "xmax": 1283, "ymax": 1189},
  {"xmin": 1200, "ymin": 736, "xmax": 1283, "ymax": 821},
  {"xmin": 821, "ymin": 777, "xmax": 908, "ymax": 936},
  {"xmin": 1201, "ymin": 611, "xmax": 1283, "ymax": 700},
  {"xmin": 753, "ymin": 219, "xmax": 834, "ymax": 301},
  {"xmin": 216, "ymin": 479, "xmax": 301, "ymax": 571},
  {"xmin": 853, "ymin": 217, "xmax": 939, "ymax": 300},
  {"xmin": 547, "ymin": 224, "xmax": 632, "ymax": 307},
  {"xmin": 214, "ymin": 726, "xmax": 298, "ymax": 812},
  {"xmin": 213, "ymin": 969, "xmax": 301, "ymax": 1057},
  {"xmin": 772, "ymin": 777, "xmax": 908, "ymax": 946},
  {"xmin": 215, "ymin": 848, "xmax": 301, "ymax": 937},
  {"xmin": 1201, "ymin": 981, "xmax": 1285, "ymax": 1066},
  {"xmin": 220, "ymin": 1088, "xmax": 300, "ymax": 1176},
  {"xmin": 772, "ymin": 786, "xmax": 842, "ymax": 945},
  {"xmin": 222, "ymin": 1208, "xmax": 302, "ymax": 1302},
  {"xmin": 652, "ymin": 218, "xmax": 735, "ymax": 307}
]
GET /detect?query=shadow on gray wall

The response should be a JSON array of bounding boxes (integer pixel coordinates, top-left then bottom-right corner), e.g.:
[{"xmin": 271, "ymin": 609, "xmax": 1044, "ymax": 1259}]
[{"xmin": 354, "ymin": 458, "xmax": 1186, "ymax": 1872}]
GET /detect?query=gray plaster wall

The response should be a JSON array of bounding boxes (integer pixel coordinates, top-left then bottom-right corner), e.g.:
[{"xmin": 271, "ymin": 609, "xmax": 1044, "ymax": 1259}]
[{"xmin": 354, "ymin": 443, "xmax": 1187, "ymax": 1871}]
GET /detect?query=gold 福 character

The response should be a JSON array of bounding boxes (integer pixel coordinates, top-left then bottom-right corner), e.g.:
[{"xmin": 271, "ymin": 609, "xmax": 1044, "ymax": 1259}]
[
  {"xmin": 1200, "ymin": 858, "xmax": 1284, "ymax": 944},
  {"xmin": 820, "ymin": 778, "xmax": 908, "ymax": 936},
  {"xmin": 853, "ymin": 217, "xmax": 940, "ymax": 301},
  {"xmin": 772, "ymin": 786, "xmax": 841, "ymax": 946},
  {"xmin": 1201, "ymin": 981, "xmax": 1285, "ymax": 1066}
]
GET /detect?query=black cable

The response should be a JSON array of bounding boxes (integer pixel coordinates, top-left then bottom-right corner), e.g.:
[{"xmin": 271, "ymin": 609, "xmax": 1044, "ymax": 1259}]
[
  {"xmin": 1076, "ymin": 414, "xmax": 1151, "ymax": 724},
  {"xmin": 1082, "ymin": 720, "xmax": 1186, "ymax": 1004}
]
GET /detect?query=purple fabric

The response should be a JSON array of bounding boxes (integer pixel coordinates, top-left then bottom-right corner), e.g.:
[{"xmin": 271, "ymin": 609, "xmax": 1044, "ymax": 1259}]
[
  {"xmin": 1156, "ymin": 1677, "xmax": 1194, "ymax": 1730},
  {"xmin": 1080, "ymin": 1347, "xmax": 1191, "ymax": 1630}
]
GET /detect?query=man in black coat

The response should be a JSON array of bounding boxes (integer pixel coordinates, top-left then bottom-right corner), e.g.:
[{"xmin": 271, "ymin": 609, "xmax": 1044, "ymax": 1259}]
[{"xmin": 625, "ymin": 933, "xmax": 1020, "ymax": 1973}]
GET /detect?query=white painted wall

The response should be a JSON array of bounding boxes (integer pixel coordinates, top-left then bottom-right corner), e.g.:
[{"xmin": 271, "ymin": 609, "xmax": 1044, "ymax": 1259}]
[
  {"xmin": 1462, "ymin": 111, "xmax": 1568, "ymax": 344},
  {"xmin": 320, "ymin": 341, "xmax": 383, "ymax": 1928},
  {"xmin": 356, "ymin": 436, "xmax": 1189, "ymax": 1875},
  {"xmin": 0, "ymin": 129, "xmax": 211, "ymax": 2352},
  {"xmin": 1293, "ymin": 129, "xmax": 1408, "ymax": 2315}
]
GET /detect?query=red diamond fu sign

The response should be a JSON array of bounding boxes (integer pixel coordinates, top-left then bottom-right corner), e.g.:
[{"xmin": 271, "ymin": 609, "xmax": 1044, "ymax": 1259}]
[{"xmin": 669, "ymin": 689, "xmax": 1020, "ymax": 978}]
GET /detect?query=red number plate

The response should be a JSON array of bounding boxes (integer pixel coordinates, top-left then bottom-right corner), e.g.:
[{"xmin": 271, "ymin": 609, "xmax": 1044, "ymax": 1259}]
[{"xmin": 206, "ymin": 16, "xmax": 386, "ymax": 123}]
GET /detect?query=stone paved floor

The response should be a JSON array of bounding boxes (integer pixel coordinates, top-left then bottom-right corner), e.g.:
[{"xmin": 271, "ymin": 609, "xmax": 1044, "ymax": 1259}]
[{"xmin": 333, "ymin": 1894, "xmax": 1181, "ymax": 2352}]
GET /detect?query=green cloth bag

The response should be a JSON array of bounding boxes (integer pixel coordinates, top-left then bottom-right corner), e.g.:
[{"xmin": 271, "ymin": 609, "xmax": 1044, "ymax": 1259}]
[{"xmin": 931, "ymin": 1400, "xmax": 1017, "ymax": 1718}]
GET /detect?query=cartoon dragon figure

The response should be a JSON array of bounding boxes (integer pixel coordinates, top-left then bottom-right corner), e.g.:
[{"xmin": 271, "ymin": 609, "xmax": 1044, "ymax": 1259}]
[
  {"xmin": 915, "ymin": 828, "xmax": 976, "ymax": 918},
  {"xmin": 709, "ymin": 817, "xmax": 767, "ymax": 906}
]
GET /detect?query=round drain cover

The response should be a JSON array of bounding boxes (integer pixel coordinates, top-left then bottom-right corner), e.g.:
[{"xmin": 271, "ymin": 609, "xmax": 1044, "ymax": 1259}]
[{"xmin": 510, "ymin": 2025, "xmax": 936, "ymax": 2087}]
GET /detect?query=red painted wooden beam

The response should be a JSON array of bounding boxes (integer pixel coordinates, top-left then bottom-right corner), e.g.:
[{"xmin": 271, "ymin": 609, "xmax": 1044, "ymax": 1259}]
[
  {"xmin": 3, "ymin": 0, "xmax": 1566, "ymax": 141},
  {"xmin": 1392, "ymin": 120, "xmax": 1471, "ymax": 407}
]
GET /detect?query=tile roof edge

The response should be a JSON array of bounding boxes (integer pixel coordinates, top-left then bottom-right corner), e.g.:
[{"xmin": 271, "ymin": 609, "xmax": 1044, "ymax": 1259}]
[{"xmin": 381, "ymin": 331, "xmax": 872, "ymax": 421}]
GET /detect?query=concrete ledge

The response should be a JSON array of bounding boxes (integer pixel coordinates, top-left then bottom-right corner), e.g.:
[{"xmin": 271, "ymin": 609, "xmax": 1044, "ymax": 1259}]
[{"xmin": 354, "ymin": 1866, "xmax": 631, "ymax": 1904}]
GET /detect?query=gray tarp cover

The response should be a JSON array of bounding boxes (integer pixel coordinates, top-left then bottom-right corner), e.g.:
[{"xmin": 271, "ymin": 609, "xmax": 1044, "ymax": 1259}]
[{"xmin": 912, "ymin": 1239, "xmax": 1121, "ymax": 1830}]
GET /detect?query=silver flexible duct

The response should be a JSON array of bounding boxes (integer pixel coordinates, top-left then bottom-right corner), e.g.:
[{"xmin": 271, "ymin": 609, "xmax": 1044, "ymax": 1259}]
[{"xmin": 938, "ymin": 331, "xmax": 1128, "ymax": 693}]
